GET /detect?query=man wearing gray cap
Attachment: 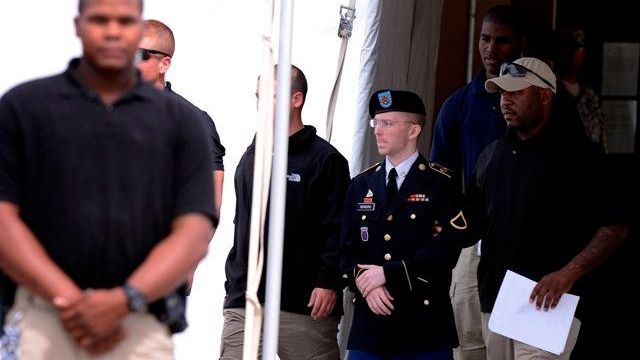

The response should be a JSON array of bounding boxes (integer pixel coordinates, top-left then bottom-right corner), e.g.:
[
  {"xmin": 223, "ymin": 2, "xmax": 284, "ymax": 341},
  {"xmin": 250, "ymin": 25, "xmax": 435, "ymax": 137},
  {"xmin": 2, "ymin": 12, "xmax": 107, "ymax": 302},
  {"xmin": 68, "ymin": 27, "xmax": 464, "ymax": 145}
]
[
  {"xmin": 340, "ymin": 89, "xmax": 474, "ymax": 359},
  {"xmin": 467, "ymin": 57, "xmax": 629, "ymax": 360}
]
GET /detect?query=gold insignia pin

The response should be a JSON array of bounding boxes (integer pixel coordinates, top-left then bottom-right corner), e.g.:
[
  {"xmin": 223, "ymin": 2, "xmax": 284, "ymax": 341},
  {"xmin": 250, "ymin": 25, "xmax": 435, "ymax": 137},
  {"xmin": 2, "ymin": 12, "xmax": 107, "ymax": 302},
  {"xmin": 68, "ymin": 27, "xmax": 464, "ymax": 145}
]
[
  {"xmin": 450, "ymin": 210, "xmax": 468, "ymax": 230},
  {"xmin": 418, "ymin": 163, "xmax": 426, "ymax": 171},
  {"xmin": 428, "ymin": 162, "xmax": 452, "ymax": 178}
]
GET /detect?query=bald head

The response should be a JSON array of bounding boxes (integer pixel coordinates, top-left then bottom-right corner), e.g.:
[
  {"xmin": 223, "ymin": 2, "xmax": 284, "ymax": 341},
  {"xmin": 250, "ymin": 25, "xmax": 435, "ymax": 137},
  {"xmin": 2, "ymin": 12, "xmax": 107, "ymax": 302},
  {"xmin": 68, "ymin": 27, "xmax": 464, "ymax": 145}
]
[
  {"xmin": 137, "ymin": 19, "xmax": 174, "ymax": 89},
  {"xmin": 142, "ymin": 19, "xmax": 175, "ymax": 57},
  {"xmin": 274, "ymin": 64, "xmax": 308, "ymax": 106}
]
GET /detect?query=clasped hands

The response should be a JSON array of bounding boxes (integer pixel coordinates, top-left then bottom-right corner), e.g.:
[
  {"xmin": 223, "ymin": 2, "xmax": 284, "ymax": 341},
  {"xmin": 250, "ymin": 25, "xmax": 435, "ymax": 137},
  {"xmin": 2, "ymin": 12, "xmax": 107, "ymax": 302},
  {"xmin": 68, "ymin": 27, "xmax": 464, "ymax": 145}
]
[
  {"xmin": 356, "ymin": 264, "xmax": 394, "ymax": 316},
  {"xmin": 53, "ymin": 288, "xmax": 129, "ymax": 355}
]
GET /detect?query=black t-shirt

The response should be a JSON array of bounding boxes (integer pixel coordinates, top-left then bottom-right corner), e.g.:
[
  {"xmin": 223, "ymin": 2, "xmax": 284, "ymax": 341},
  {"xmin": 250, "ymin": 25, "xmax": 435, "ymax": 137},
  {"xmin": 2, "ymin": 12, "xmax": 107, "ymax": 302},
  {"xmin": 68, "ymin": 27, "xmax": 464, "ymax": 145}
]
[
  {"xmin": 468, "ymin": 117, "xmax": 626, "ymax": 315},
  {"xmin": 0, "ymin": 60, "xmax": 216, "ymax": 289},
  {"xmin": 165, "ymin": 82, "xmax": 226, "ymax": 171}
]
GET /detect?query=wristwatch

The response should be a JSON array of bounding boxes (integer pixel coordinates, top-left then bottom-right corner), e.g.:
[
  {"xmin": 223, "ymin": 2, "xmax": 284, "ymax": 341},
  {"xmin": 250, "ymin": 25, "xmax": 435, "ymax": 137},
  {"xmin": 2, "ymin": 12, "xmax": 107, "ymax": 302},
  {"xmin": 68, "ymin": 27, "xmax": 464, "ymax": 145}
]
[{"xmin": 122, "ymin": 283, "xmax": 148, "ymax": 313}]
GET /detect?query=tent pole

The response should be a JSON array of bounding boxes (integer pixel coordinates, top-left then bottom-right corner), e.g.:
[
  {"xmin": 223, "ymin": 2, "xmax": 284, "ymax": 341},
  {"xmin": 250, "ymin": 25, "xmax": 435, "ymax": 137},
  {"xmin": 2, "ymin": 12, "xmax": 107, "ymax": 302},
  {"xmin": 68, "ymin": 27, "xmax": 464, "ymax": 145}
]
[
  {"xmin": 262, "ymin": 0, "xmax": 294, "ymax": 359},
  {"xmin": 242, "ymin": 0, "xmax": 275, "ymax": 358}
]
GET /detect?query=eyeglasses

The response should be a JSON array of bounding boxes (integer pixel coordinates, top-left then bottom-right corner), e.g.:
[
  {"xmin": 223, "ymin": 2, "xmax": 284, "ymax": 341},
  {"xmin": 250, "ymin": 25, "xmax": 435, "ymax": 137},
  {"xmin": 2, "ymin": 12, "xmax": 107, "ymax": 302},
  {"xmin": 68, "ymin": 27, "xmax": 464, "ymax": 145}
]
[
  {"xmin": 369, "ymin": 118, "xmax": 418, "ymax": 129},
  {"xmin": 499, "ymin": 62, "xmax": 555, "ymax": 91},
  {"xmin": 138, "ymin": 48, "xmax": 171, "ymax": 61}
]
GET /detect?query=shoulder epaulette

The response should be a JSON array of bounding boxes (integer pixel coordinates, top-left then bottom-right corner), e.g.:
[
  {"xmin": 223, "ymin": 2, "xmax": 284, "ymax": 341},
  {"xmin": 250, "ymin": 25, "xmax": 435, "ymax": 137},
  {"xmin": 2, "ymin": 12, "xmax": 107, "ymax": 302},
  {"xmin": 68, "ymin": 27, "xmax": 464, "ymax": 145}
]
[
  {"xmin": 357, "ymin": 162, "xmax": 382, "ymax": 176},
  {"xmin": 427, "ymin": 161, "xmax": 454, "ymax": 179}
]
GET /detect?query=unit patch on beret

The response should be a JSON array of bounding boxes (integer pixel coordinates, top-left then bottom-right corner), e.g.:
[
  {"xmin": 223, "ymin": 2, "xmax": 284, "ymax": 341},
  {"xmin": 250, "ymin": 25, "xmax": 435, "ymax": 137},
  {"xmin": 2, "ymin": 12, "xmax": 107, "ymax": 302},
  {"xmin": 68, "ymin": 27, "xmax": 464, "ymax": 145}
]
[{"xmin": 378, "ymin": 90, "xmax": 392, "ymax": 109}]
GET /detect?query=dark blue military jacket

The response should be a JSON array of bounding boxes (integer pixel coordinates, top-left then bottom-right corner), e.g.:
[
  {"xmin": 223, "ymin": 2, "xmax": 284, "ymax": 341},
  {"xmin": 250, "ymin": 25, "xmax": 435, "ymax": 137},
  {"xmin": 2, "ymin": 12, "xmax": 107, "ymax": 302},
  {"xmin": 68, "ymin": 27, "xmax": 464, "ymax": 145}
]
[{"xmin": 340, "ymin": 154, "xmax": 473, "ymax": 355}]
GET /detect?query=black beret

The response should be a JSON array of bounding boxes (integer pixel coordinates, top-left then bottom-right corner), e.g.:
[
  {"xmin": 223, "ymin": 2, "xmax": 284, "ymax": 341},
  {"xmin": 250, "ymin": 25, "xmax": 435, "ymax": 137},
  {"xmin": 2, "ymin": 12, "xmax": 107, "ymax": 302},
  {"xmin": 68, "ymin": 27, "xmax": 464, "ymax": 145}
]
[{"xmin": 368, "ymin": 89, "xmax": 426, "ymax": 118}]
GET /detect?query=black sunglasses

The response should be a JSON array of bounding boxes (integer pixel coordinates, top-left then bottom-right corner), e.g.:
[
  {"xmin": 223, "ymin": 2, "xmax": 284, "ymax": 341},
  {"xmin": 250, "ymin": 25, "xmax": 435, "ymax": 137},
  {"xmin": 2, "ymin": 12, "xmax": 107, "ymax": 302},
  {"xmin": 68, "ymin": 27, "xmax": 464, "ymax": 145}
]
[
  {"xmin": 138, "ymin": 48, "xmax": 171, "ymax": 61},
  {"xmin": 499, "ymin": 62, "xmax": 555, "ymax": 91}
]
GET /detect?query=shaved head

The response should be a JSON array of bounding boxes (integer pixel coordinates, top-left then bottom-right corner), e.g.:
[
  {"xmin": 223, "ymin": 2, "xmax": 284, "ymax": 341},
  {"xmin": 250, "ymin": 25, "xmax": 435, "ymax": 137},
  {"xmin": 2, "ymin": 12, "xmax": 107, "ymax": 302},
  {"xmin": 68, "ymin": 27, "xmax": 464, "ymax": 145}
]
[
  {"xmin": 274, "ymin": 64, "xmax": 308, "ymax": 106},
  {"xmin": 142, "ymin": 19, "xmax": 175, "ymax": 57}
]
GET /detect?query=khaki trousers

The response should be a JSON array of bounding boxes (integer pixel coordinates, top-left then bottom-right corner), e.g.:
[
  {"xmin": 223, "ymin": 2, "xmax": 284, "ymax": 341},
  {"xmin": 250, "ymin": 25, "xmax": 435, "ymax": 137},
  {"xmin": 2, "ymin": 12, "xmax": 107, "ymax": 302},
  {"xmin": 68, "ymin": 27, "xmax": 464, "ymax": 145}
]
[
  {"xmin": 480, "ymin": 312, "xmax": 581, "ymax": 360},
  {"xmin": 450, "ymin": 244, "xmax": 486, "ymax": 360},
  {"xmin": 3, "ymin": 287, "xmax": 173, "ymax": 360},
  {"xmin": 219, "ymin": 308, "xmax": 340, "ymax": 360}
]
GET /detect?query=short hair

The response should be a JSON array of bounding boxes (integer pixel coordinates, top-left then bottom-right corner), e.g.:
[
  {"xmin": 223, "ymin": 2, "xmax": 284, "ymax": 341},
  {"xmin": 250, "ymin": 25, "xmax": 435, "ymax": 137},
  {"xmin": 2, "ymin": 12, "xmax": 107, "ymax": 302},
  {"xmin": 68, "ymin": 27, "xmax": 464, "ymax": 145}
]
[
  {"xmin": 275, "ymin": 64, "xmax": 308, "ymax": 106},
  {"xmin": 407, "ymin": 112, "xmax": 426, "ymax": 128},
  {"xmin": 79, "ymin": 0, "xmax": 144, "ymax": 13},
  {"xmin": 143, "ymin": 19, "xmax": 176, "ymax": 57},
  {"xmin": 483, "ymin": 4, "xmax": 524, "ymax": 41}
]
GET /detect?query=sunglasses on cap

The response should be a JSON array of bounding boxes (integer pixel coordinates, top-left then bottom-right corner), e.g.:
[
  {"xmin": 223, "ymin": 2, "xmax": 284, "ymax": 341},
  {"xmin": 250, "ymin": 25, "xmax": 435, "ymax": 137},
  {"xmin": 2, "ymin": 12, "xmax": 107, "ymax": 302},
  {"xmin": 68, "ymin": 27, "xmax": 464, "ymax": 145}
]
[
  {"xmin": 138, "ymin": 48, "xmax": 171, "ymax": 61},
  {"xmin": 499, "ymin": 62, "xmax": 555, "ymax": 91}
]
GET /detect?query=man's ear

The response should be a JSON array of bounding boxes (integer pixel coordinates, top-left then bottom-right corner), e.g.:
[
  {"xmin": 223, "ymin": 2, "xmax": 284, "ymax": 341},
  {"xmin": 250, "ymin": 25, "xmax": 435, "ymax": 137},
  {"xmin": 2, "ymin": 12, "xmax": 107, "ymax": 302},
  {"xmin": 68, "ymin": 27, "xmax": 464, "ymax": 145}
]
[
  {"xmin": 159, "ymin": 57, "xmax": 172, "ymax": 76},
  {"xmin": 408, "ymin": 123, "xmax": 422, "ymax": 140},
  {"xmin": 292, "ymin": 91, "xmax": 304, "ymax": 109}
]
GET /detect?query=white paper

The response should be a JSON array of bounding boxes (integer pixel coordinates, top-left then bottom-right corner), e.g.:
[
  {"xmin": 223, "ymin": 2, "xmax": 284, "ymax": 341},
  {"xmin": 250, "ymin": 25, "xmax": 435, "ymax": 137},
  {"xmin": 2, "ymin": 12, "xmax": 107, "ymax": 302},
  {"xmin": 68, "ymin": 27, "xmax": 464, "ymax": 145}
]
[{"xmin": 488, "ymin": 270, "xmax": 579, "ymax": 355}]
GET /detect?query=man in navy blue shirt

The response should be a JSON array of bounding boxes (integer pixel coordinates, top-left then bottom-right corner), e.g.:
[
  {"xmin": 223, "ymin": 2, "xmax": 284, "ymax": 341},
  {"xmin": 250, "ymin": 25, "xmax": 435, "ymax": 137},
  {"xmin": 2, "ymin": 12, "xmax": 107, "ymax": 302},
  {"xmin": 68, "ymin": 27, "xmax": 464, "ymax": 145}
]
[{"xmin": 429, "ymin": 5, "xmax": 523, "ymax": 360}]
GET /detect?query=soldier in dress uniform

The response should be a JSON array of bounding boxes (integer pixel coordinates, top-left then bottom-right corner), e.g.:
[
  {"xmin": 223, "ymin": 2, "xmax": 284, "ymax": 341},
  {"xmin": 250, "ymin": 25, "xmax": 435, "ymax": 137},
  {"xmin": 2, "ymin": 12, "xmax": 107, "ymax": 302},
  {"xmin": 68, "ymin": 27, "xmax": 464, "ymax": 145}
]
[{"xmin": 340, "ymin": 89, "xmax": 474, "ymax": 360}]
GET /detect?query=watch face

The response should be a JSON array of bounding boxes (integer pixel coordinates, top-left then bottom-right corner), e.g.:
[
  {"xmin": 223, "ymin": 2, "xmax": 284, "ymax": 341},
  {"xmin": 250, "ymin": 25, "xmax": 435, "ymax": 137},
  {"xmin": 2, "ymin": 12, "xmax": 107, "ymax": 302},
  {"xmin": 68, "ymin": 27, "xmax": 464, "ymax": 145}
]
[
  {"xmin": 124, "ymin": 285, "xmax": 148, "ymax": 312},
  {"xmin": 131, "ymin": 296, "xmax": 147, "ymax": 312}
]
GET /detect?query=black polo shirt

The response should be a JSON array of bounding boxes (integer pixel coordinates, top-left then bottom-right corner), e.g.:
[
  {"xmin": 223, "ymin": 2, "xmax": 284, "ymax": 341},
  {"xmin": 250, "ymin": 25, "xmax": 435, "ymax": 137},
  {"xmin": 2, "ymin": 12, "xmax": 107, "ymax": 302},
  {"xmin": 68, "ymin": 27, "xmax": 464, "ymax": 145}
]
[
  {"xmin": 0, "ymin": 59, "xmax": 216, "ymax": 289},
  {"xmin": 165, "ymin": 82, "xmax": 226, "ymax": 171},
  {"xmin": 468, "ymin": 117, "xmax": 625, "ymax": 316}
]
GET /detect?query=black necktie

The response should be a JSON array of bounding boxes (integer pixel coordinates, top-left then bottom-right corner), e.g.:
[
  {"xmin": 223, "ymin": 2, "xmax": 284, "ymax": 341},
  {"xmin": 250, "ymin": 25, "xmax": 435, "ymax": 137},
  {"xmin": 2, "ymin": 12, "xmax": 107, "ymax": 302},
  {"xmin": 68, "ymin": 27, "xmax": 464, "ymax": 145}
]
[{"xmin": 386, "ymin": 168, "xmax": 398, "ymax": 203}]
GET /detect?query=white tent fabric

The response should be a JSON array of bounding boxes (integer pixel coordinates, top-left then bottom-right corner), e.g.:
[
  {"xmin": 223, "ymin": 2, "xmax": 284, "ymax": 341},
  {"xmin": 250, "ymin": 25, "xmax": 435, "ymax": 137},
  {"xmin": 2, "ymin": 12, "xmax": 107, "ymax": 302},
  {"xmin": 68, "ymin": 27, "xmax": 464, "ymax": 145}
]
[
  {"xmin": 349, "ymin": 0, "xmax": 383, "ymax": 175},
  {"xmin": 362, "ymin": 0, "xmax": 445, "ymax": 167},
  {"xmin": 325, "ymin": 0, "xmax": 357, "ymax": 143},
  {"xmin": 277, "ymin": 0, "xmax": 377, "ymax": 174}
]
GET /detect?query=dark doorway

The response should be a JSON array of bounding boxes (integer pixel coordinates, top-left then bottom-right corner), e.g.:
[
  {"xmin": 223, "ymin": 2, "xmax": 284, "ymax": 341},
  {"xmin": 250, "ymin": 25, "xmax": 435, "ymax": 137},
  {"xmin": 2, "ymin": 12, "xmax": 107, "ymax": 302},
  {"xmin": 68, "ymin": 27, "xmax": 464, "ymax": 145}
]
[{"xmin": 556, "ymin": 1, "xmax": 639, "ymax": 359}]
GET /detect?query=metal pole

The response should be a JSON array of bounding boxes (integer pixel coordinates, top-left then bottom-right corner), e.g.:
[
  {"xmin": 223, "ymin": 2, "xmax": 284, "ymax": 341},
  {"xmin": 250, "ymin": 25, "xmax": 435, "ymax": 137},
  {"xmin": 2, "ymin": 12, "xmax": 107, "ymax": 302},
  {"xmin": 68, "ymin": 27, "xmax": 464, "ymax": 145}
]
[
  {"xmin": 466, "ymin": 0, "xmax": 477, "ymax": 83},
  {"xmin": 242, "ymin": 0, "xmax": 275, "ymax": 356},
  {"xmin": 262, "ymin": 0, "xmax": 293, "ymax": 359}
]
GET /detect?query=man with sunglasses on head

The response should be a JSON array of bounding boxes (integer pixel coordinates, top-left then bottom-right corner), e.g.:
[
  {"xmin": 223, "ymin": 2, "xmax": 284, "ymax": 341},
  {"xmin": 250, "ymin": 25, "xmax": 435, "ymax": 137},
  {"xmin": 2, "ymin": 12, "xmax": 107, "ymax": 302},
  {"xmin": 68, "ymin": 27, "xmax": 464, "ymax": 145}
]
[
  {"xmin": 466, "ymin": 57, "xmax": 629, "ymax": 360},
  {"xmin": 429, "ymin": 5, "xmax": 524, "ymax": 360},
  {"xmin": 0, "ymin": 0, "xmax": 216, "ymax": 358},
  {"xmin": 340, "ymin": 89, "xmax": 474, "ymax": 359},
  {"xmin": 138, "ymin": 19, "xmax": 226, "ymax": 219}
]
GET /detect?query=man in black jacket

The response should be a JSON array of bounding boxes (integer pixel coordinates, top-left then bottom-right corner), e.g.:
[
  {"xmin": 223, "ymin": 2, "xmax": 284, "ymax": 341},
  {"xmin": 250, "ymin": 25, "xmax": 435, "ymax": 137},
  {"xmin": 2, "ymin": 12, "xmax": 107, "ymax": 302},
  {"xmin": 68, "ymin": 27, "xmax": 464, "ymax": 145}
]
[{"xmin": 220, "ymin": 65, "xmax": 350, "ymax": 360}]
